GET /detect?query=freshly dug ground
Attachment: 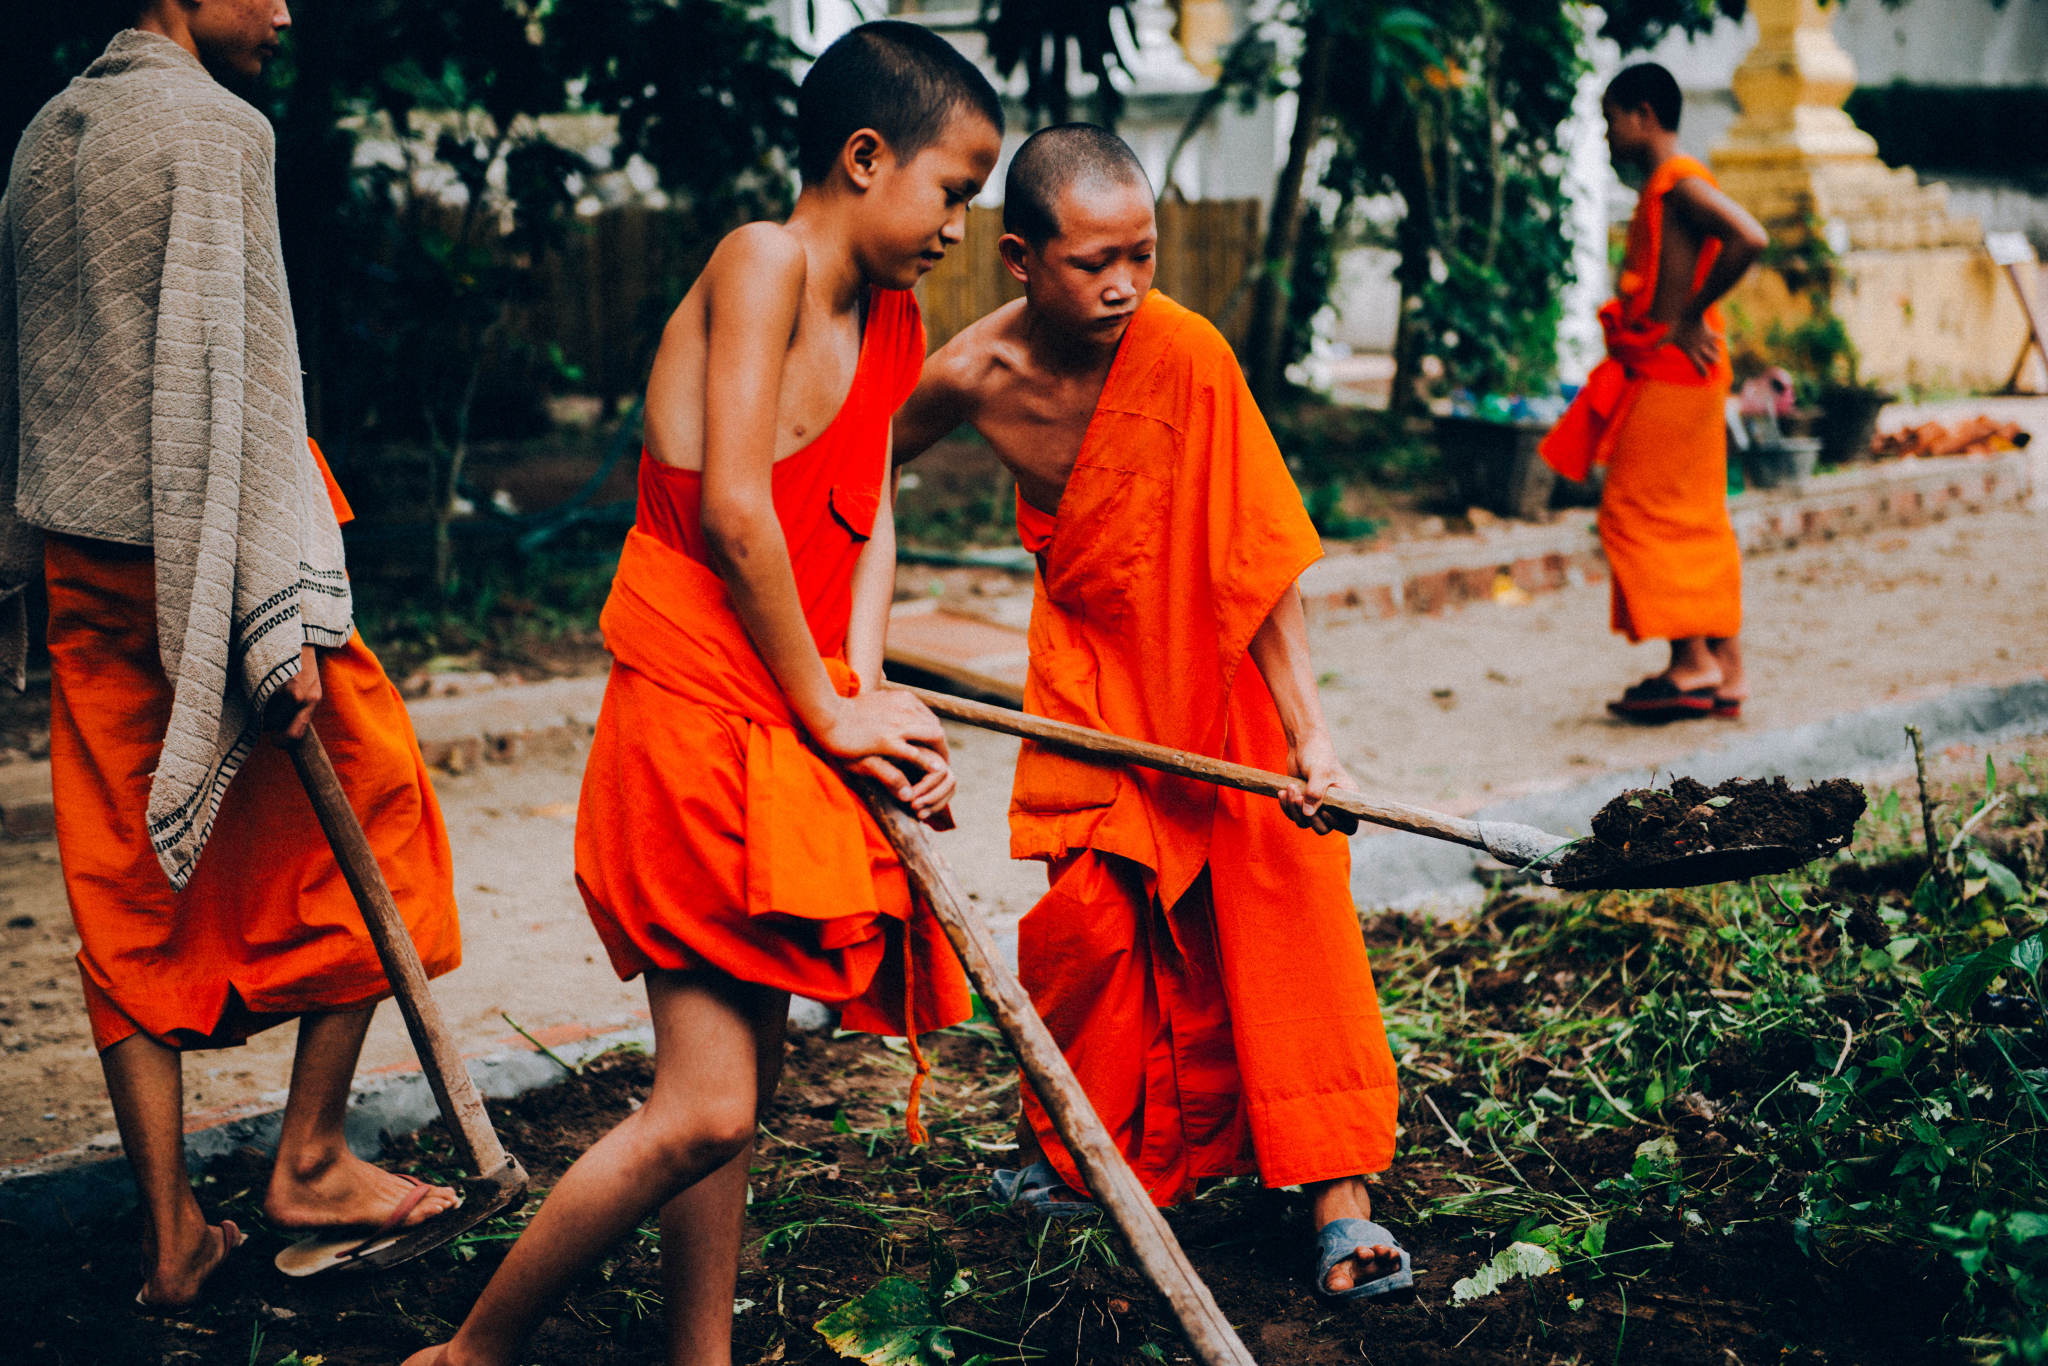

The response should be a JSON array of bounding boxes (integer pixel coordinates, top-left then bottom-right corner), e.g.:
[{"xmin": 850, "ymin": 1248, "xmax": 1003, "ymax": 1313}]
[
  {"xmin": 4, "ymin": 984, "xmax": 1960, "ymax": 1366},
  {"xmin": 1552, "ymin": 777, "xmax": 1867, "ymax": 885}
]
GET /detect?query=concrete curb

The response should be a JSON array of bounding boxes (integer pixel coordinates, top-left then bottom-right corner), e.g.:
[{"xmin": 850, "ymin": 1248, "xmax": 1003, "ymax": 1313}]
[
  {"xmin": 1350, "ymin": 674, "xmax": 2048, "ymax": 910},
  {"xmin": 1299, "ymin": 450, "xmax": 2032, "ymax": 623},
  {"xmin": 0, "ymin": 999, "xmax": 835, "ymax": 1239}
]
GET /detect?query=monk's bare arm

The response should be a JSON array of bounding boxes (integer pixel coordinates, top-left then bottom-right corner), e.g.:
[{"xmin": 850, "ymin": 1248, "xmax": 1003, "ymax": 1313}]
[
  {"xmin": 893, "ymin": 340, "xmax": 980, "ymax": 464},
  {"xmin": 1663, "ymin": 178, "xmax": 1768, "ymax": 374},
  {"xmin": 696, "ymin": 229, "xmax": 949, "ymax": 810},
  {"xmin": 845, "ymin": 432, "xmax": 897, "ymax": 692},
  {"xmin": 1247, "ymin": 590, "xmax": 1359, "ymax": 837},
  {"xmin": 847, "ymin": 436, "xmax": 956, "ymax": 813}
]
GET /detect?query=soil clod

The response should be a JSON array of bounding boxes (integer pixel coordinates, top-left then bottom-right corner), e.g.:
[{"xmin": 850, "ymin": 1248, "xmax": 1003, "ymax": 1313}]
[{"xmin": 1553, "ymin": 775, "xmax": 1866, "ymax": 883}]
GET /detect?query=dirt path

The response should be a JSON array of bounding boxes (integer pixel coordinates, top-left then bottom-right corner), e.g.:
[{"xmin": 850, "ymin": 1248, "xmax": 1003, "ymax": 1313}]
[
  {"xmin": 1311, "ymin": 504, "xmax": 2048, "ymax": 813},
  {"xmin": 3, "ymin": 503, "xmax": 2043, "ymax": 1164}
]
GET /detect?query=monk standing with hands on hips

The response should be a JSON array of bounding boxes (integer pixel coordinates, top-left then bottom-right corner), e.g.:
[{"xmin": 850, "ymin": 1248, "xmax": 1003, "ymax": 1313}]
[
  {"xmin": 896, "ymin": 124, "xmax": 1410, "ymax": 1302},
  {"xmin": 1542, "ymin": 62, "xmax": 1767, "ymax": 724},
  {"xmin": 0, "ymin": 0, "xmax": 461, "ymax": 1310}
]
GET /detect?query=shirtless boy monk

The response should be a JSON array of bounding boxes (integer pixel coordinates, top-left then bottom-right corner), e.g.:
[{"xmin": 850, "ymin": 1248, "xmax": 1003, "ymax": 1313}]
[
  {"xmin": 1541, "ymin": 62, "xmax": 1767, "ymax": 724},
  {"xmin": 895, "ymin": 124, "xmax": 1410, "ymax": 1301},
  {"xmin": 1, "ymin": 0, "xmax": 461, "ymax": 1309},
  {"xmin": 405, "ymin": 24, "xmax": 1000, "ymax": 1364}
]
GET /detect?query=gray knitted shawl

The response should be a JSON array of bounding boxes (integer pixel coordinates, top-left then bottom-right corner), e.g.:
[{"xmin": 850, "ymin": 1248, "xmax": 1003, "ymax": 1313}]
[{"xmin": 0, "ymin": 30, "xmax": 354, "ymax": 889}]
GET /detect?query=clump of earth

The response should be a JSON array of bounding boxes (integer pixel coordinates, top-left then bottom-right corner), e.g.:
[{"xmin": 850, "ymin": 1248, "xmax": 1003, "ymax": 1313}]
[{"xmin": 1553, "ymin": 776, "xmax": 1867, "ymax": 884}]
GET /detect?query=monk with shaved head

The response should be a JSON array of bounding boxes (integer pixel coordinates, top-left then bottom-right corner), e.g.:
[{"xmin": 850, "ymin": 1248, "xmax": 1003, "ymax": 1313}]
[{"xmin": 896, "ymin": 123, "xmax": 1410, "ymax": 1301}]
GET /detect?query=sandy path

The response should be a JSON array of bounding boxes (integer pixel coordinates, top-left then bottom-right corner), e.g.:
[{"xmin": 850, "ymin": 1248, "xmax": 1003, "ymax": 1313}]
[
  {"xmin": 1312, "ymin": 506, "xmax": 2048, "ymax": 814},
  {"xmin": 3, "ymin": 503, "xmax": 2043, "ymax": 1162}
]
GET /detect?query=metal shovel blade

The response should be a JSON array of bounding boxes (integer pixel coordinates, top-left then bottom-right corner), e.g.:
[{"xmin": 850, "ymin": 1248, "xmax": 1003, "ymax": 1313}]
[
  {"xmin": 1541, "ymin": 843, "xmax": 1828, "ymax": 891},
  {"xmin": 275, "ymin": 1157, "xmax": 529, "ymax": 1278},
  {"xmin": 342, "ymin": 1157, "xmax": 529, "ymax": 1274},
  {"xmin": 1528, "ymin": 831, "xmax": 1856, "ymax": 893}
]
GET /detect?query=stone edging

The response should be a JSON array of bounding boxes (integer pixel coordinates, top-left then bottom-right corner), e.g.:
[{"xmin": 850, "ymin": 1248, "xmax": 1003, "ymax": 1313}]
[
  {"xmin": 1298, "ymin": 450, "xmax": 2033, "ymax": 624},
  {"xmin": 0, "ymin": 999, "xmax": 836, "ymax": 1238}
]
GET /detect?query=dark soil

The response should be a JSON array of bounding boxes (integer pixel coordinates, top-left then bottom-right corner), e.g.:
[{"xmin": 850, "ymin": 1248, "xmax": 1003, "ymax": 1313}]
[
  {"xmin": 1554, "ymin": 777, "xmax": 1867, "ymax": 884},
  {"xmin": 3, "ymin": 1006, "xmax": 1964, "ymax": 1366}
]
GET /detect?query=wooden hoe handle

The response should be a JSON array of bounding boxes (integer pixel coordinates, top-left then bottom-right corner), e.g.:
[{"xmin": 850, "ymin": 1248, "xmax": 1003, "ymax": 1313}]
[
  {"xmin": 288, "ymin": 728, "xmax": 509, "ymax": 1179},
  {"xmin": 891, "ymin": 681, "xmax": 1490, "ymax": 851},
  {"xmin": 854, "ymin": 782, "xmax": 1257, "ymax": 1366}
]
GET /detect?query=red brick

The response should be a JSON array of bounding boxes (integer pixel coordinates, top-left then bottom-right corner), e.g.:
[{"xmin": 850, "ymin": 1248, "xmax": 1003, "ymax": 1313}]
[{"xmin": 1405, "ymin": 570, "xmax": 1454, "ymax": 614}]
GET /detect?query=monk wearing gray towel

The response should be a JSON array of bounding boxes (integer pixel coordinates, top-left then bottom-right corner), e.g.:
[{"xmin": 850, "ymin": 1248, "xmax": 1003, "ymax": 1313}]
[{"xmin": 1, "ymin": 0, "xmax": 461, "ymax": 1308}]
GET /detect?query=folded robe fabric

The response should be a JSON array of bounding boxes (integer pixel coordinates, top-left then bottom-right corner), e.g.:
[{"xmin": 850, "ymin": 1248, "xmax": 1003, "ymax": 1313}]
[
  {"xmin": 1009, "ymin": 291, "xmax": 1399, "ymax": 1205},
  {"xmin": 52, "ymin": 444, "xmax": 458, "ymax": 1052},
  {"xmin": 0, "ymin": 30, "xmax": 354, "ymax": 888},
  {"xmin": 575, "ymin": 528, "xmax": 969, "ymax": 1046},
  {"xmin": 1539, "ymin": 154, "xmax": 1742, "ymax": 643}
]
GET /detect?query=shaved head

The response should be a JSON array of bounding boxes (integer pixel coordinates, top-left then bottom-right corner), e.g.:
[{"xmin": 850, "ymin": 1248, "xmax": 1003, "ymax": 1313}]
[{"xmin": 1003, "ymin": 123, "xmax": 1151, "ymax": 247}]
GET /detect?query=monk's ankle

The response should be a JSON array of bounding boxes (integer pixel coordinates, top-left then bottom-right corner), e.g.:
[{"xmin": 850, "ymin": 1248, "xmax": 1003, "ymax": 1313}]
[{"xmin": 271, "ymin": 1139, "xmax": 350, "ymax": 1189}]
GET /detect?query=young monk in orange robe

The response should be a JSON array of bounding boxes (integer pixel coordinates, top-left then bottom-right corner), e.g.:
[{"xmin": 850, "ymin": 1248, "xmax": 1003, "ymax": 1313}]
[
  {"xmin": 1541, "ymin": 63, "xmax": 1766, "ymax": 724},
  {"xmin": 896, "ymin": 124, "xmax": 1409, "ymax": 1302},
  {"xmin": 405, "ymin": 24, "xmax": 1002, "ymax": 1365},
  {"xmin": 2, "ymin": 2, "xmax": 460, "ymax": 1309}
]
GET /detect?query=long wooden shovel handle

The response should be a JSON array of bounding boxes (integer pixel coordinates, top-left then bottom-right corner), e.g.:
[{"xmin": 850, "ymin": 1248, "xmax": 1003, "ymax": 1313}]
[
  {"xmin": 287, "ymin": 728, "xmax": 509, "ymax": 1179},
  {"xmin": 890, "ymin": 681, "xmax": 1491, "ymax": 852},
  {"xmin": 854, "ymin": 781, "xmax": 1256, "ymax": 1366}
]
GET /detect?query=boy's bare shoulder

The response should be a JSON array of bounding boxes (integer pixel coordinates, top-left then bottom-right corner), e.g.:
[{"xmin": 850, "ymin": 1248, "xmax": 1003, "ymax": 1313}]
[
  {"xmin": 701, "ymin": 220, "xmax": 808, "ymax": 294},
  {"xmin": 922, "ymin": 299, "xmax": 1032, "ymax": 397}
]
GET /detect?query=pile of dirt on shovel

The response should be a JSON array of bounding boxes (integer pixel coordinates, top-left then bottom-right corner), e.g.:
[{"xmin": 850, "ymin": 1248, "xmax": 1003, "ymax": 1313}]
[{"xmin": 1551, "ymin": 775, "xmax": 1867, "ymax": 884}]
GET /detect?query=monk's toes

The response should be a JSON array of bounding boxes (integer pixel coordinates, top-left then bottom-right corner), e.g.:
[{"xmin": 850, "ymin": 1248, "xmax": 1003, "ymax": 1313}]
[
  {"xmin": 406, "ymin": 1186, "xmax": 460, "ymax": 1226},
  {"xmin": 1363, "ymin": 1244, "xmax": 1402, "ymax": 1279},
  {"xmin": 1324, "ymin": 1244, "xmax": 1402, "ymax": 1292}
]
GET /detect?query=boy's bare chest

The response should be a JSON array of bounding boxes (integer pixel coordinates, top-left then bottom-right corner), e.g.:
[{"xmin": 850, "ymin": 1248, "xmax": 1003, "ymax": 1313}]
[
  {"xmin": 975, "ymin": 365, "xmax": 1110, "ymax": 513},
  {"xmin": 774, "ymin": 320, "xmax": 865, "ymax": 454}
]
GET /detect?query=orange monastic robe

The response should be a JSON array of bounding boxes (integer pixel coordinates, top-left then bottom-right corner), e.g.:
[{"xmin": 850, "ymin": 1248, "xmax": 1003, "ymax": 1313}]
[
  {"xmin": 1011, "ymin": 291, "xmax": 1399, "ymax": 1207},
  {"xmin": 574, "ymin": 289, "xmax": 969, "ymax": 1076},
  {"xmin": 54, "ymin": 442, "xmax": 459, "ymax": 1052},
  {"xmin": 1540, "ymin": 154, "xmax": 1743, "ymax": 643}
]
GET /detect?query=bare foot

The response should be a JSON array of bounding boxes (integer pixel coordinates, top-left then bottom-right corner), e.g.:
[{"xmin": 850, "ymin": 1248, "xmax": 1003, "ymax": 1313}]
[
  {"xmin": 138, "ymin": 1218, "xmax": 242, "ymax": 1310},
  {"xmin": 1307, "ymin": 1175, "xmax": 1404, "ymax": 1293},
  {"xmin": 400, "ymin": 1348, "xmax": 449, "ymax": 1366},
  {"xmin": 265, "ymin": 1148, "xmax": 459, "ymax": 1231},
  {"xmin": 1662, "ymin": 637, "xmax": 1726, "ymax": 694},
  {"xmin": 1658, "ymin": 664, "xmax": 1722, "ymax": 692}
]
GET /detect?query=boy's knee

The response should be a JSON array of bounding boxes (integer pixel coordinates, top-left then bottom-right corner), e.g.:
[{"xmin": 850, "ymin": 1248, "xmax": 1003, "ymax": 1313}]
[{"xmin": 638, "ymin": 1103, "xmax": 755, "ymax": 1179}]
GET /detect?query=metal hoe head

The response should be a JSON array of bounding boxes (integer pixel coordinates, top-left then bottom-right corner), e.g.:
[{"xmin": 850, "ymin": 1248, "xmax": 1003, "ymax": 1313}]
[
  {"xmin": 345, "ymin": 1157, "xmax": 530, "ymax": 1274},
  {"xmin": 1476, "ymin": 820, "xmax": 1852, "ymax": 892},
  {"xmin": 276, "ymin": 1157, "xmax": 529, "ymax": 1278}
]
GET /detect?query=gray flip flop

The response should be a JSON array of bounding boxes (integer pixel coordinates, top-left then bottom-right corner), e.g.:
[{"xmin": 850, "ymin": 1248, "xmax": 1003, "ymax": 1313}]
[
  {"xmin": 988, "ymin": 1159, "xmax": 1098, "ymax": 1218},
  {"xmin": 1314, "ymin": 1217, "xmax": 1413, "ymax": 1300}
]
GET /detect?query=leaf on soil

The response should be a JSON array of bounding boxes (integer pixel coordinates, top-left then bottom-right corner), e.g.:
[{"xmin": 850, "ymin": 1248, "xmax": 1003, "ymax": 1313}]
[
  {"xmin": 816, "ymin": 1277, "xmax": 956, "ymax": 1364},
  {"xmin": 1923, "ymin": 936, "xmax": 2039, "ymax": 1013},
  {"xmin": 1634, "ymin": 1135, "xmax": 1679, "ymax": 1166},
  {"xmin": 1450, "ymin": 1240, "xmax": 1562, "ymax": 1305}
]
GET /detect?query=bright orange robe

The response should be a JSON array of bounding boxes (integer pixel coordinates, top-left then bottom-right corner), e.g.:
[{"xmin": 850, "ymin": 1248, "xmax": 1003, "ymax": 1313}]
[
  {"xmin": 1010, "ymin": 291, "xmax": 1399, "ymax": 1207},
  {"xmin": 1540, "ymin": 154, "xmax": 1742, "ymax": 643},
  {"xmin": 574, "ymin": 289, "xmax": 969, "ymax": 1087},
  {"xmin": 53, "ymin": 442, "xmax": 459, "ymax": 1052}
]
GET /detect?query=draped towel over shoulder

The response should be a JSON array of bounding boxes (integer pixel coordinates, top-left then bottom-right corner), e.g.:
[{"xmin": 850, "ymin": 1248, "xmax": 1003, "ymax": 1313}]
[{"xmin": 0, "ymin": 30, "xmax": 353, "ymax": 887}]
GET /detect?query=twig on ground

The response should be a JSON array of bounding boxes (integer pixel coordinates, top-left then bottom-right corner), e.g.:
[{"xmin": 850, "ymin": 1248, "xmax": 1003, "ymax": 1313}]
[
  {"xmin": 1424, "ymin": 1093, "xmax": 1475, "ymax": 1156},
  {"xmin": 502, "ymin": 1011, "xmax": 580, "ymax": 1076},
  {"xmin": 1581, "ymin": 1066, "xmax": 1650, "ymax": 1126},
  {"xmin": 1907, "ymin": 724, "xmax": 1940, "ymax": 879},
  {"xmin": 1451, "ymin": 1316, "xmax": 1489, "ymax": 1350},
  {"xmin": 1832, "ymin": 1018, "xmax": 1856, "ymax": 1077}
]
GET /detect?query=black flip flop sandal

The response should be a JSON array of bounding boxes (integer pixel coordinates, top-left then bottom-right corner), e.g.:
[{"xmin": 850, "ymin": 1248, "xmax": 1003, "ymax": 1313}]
[{"xmin": 1606, "ymin": 676, "xmax": 1715, "ymax": 724}]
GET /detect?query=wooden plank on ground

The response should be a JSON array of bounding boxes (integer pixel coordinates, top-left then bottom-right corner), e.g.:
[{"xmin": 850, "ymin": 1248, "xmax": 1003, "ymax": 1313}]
[{"xmin": 884, "ymin": 601, "xmax": 1028, "ymax": 706}]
